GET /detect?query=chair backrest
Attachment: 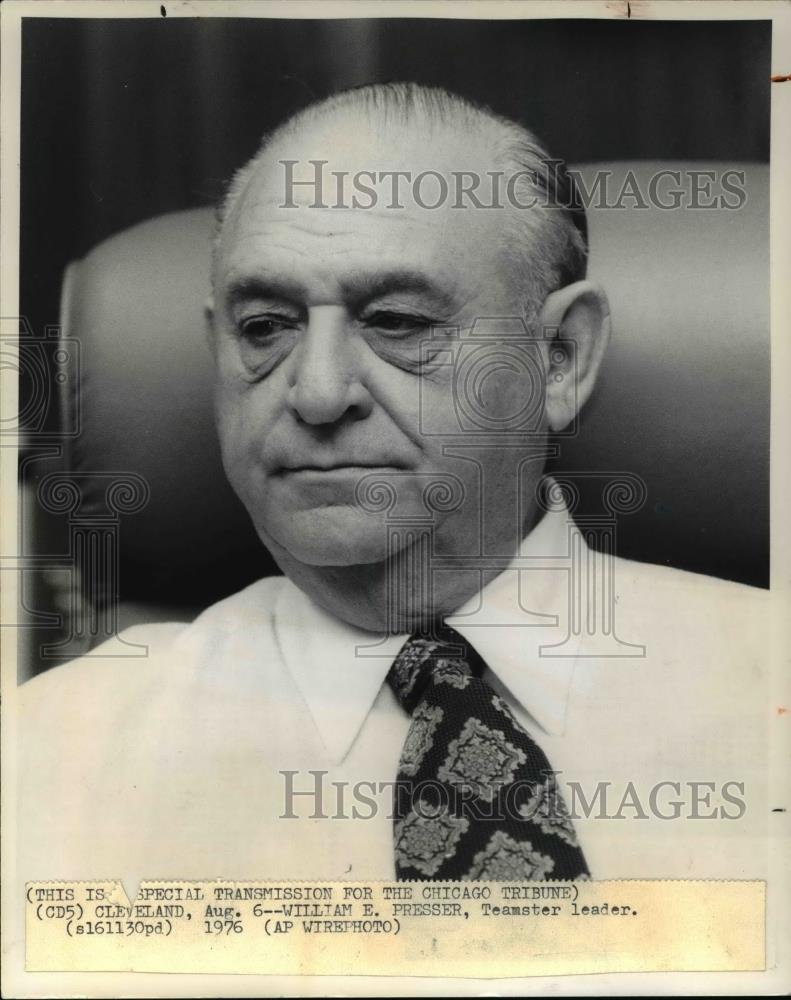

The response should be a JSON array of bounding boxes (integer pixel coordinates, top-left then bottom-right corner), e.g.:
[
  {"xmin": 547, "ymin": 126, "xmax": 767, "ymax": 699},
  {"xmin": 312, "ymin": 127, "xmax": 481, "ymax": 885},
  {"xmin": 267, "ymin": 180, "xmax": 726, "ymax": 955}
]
[{"xmin": 59, "ymin": 160, "xmax": 769, "ymax": 627}]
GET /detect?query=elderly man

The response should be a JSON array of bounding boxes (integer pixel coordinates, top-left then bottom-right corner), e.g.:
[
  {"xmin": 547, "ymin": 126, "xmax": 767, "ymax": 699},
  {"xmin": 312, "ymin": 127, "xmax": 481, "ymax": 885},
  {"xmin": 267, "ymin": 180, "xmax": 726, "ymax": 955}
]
[{"xmin": 18, "ymin": 84, "xmax": 767, "ymax": 885}]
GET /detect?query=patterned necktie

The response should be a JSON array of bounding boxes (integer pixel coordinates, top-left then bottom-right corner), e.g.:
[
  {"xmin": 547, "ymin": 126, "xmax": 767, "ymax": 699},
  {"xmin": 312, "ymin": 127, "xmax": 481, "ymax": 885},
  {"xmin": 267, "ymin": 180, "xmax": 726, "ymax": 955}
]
[{"xmin": 386, "ymin": 623, "xmax": 589, "ymax": 881}]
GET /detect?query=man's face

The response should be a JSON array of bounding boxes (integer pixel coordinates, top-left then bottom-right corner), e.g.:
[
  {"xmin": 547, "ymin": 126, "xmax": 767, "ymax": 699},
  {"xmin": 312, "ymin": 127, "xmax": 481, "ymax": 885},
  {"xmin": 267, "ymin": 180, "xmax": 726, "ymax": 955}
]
[{"xmin": 211, "ymin": 116, "xmax": 550, "ymax": 568}]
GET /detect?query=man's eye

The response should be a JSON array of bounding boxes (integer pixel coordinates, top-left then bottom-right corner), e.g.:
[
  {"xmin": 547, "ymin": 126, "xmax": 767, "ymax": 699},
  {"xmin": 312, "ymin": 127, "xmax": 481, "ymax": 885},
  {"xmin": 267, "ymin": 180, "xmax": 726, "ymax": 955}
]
[
  {"xmin": 238, "ymin": 315, "xmax": 297, "ymax": 340},
  {"xmin": 363, "ymin": 311, "xmax": 429, "ymax": 335}
]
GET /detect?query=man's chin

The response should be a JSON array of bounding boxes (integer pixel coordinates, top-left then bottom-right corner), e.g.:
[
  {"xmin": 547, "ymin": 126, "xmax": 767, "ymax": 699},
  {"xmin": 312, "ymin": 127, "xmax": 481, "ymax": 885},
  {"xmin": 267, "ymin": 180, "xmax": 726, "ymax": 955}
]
[{"xmin": 260, "ymin": 507, "xmax": 394, "ymax": 567}]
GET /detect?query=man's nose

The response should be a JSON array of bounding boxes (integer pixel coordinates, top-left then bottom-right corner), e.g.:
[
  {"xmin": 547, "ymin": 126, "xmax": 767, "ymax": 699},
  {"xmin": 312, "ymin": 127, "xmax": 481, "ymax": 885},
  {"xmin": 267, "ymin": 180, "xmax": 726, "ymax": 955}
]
[{"xmin": 286, "ymin": 306, "xmax": 373, "ymax": 425}]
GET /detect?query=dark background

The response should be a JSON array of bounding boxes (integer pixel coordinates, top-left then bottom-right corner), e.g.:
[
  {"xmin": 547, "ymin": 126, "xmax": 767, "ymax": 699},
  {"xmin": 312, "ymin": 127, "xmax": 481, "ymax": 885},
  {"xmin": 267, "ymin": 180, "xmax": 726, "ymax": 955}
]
[{"xmin": 21, "ymin": 17, "xmax": 770, "ymax": 356}]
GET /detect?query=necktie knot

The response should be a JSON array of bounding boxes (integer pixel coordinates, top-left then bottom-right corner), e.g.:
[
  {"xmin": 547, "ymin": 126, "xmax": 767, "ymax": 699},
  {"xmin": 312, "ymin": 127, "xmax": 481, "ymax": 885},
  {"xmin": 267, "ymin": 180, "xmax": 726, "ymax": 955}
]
[{"xmin": 387, "ymin": 624, "xmax": 486, "ymax": 714}]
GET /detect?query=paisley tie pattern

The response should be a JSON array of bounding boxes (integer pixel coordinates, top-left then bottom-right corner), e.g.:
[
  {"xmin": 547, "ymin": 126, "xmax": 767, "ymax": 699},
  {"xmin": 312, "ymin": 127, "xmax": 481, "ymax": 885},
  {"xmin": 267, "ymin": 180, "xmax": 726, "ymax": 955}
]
[{"xmin": 386, "ymin": 623, "xmax": 589, "ymax": 881}]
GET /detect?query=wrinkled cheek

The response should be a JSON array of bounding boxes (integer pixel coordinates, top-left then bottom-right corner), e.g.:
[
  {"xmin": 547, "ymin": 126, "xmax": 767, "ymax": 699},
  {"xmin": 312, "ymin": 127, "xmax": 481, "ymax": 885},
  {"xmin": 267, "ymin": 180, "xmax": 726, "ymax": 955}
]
[{"xmin": 214, "ymin": 397, "xmax": 267, "ymax": 503}]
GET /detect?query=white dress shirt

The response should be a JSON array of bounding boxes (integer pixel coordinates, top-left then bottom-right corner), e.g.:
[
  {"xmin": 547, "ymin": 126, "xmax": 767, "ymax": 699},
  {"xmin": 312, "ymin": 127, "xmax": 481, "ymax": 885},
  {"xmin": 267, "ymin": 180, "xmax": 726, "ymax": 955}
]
[{"xmin": 16, "ymin": 505, "xmax": 769, "ymax": 887}]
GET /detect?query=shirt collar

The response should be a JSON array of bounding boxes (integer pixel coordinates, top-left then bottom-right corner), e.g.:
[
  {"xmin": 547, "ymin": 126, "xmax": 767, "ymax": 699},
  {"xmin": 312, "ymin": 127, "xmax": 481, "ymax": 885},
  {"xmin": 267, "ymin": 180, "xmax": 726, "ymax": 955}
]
[
  {"xmin": 276, "ymin": 498, "xmax": 584, "ymax": 765},
  {"xmin": 446, "ymin": 505, "xmax": 582, "ymax": 738},
  {"xmin": 273, "ymin": 585, "xmax": 405, "ymax": 765}
]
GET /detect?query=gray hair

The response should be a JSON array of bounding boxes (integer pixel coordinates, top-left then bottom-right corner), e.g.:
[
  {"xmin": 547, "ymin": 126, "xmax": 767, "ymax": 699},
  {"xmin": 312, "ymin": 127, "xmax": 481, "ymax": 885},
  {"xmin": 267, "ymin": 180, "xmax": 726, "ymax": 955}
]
[{"xmin": 213, "ymin": 82, "xmax": 587, "ymax": 319}]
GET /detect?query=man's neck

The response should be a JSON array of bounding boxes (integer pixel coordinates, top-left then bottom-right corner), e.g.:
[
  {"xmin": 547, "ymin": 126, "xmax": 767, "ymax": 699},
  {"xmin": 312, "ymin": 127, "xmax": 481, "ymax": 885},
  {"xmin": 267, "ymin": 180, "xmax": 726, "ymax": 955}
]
[{"xmin": 265, "ymin": 502, "xmax": 545, "ymax": 634}]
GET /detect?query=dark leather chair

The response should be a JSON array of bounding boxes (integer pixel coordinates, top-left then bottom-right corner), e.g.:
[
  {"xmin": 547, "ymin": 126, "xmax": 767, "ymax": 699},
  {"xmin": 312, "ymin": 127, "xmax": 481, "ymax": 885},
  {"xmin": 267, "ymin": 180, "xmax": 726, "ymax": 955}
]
[{"xmin": 35, "ymin": 160, "xmax": 770, "ymax": 664}]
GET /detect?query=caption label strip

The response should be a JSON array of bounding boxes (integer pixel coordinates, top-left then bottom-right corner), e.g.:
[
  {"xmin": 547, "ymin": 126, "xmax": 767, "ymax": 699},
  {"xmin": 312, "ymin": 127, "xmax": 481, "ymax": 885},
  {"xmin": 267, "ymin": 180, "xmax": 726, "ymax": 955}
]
[{"xmin": 27, "ymin": 880, "xmax": 764, "ymax": 976}]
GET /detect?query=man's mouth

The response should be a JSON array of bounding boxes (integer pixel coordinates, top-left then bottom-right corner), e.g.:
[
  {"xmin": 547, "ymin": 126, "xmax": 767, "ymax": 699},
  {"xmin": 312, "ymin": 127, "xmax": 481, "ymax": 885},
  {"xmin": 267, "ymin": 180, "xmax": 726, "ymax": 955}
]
[{"xmin": 276, "ymin": 462, "xmax": 407, "ymax": 474}]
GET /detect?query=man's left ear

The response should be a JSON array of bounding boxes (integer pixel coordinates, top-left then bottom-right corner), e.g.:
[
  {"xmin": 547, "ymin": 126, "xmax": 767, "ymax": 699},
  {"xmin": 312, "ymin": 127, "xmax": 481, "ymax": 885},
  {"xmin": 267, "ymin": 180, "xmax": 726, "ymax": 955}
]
[{"xmin": 540, "ymin": 280, "xmax": 611, "ymax": 432}]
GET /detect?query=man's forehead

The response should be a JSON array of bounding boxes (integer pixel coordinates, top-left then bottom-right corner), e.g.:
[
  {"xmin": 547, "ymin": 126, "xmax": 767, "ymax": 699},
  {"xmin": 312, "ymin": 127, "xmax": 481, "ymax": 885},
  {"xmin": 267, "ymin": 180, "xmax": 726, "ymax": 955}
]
[
  {"xmin": 214, "ymin": 109, "xmax": 520, "ymax": 299},
  {"xmin": 240, "ymin": 111, "xmax": 499, "ymax": 207},
  {"xmin": 221, "ymin": 199, "xmax": 482, "ymax": 306}
]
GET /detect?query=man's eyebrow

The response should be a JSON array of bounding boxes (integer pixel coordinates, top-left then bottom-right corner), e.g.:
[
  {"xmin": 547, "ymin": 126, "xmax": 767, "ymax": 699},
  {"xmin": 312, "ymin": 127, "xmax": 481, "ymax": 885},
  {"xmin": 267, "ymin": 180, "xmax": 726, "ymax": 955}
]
[
  {"xmin": 224, "ymin": 269, "xmax": 457, "ymax": 311},
  {"xmin": 225, "ymin": 275, "xmax": 305, "ymax": 308},
  {"xmin": 343, "ymin": 269, "xmax": 456, "ymax": 310}
]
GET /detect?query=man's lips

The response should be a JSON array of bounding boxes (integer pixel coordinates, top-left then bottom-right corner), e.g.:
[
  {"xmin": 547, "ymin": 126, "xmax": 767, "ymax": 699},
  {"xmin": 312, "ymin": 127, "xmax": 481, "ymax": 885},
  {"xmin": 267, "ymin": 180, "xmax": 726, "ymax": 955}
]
[{"xmin": 275, "ymin": 462, "xmax": 408, "ymax": 474}]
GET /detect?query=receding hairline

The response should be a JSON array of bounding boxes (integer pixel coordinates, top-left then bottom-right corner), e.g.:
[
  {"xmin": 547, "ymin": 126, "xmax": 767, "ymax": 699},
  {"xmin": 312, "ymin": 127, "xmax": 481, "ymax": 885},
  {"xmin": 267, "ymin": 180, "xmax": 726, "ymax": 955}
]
[
  {"xmin": 212, "ymin": 83, "xmax": 588, "ymax": 309},
  {"xmin": 218, "ymin": 92, "xmax": 520, "ymax": 227}
]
